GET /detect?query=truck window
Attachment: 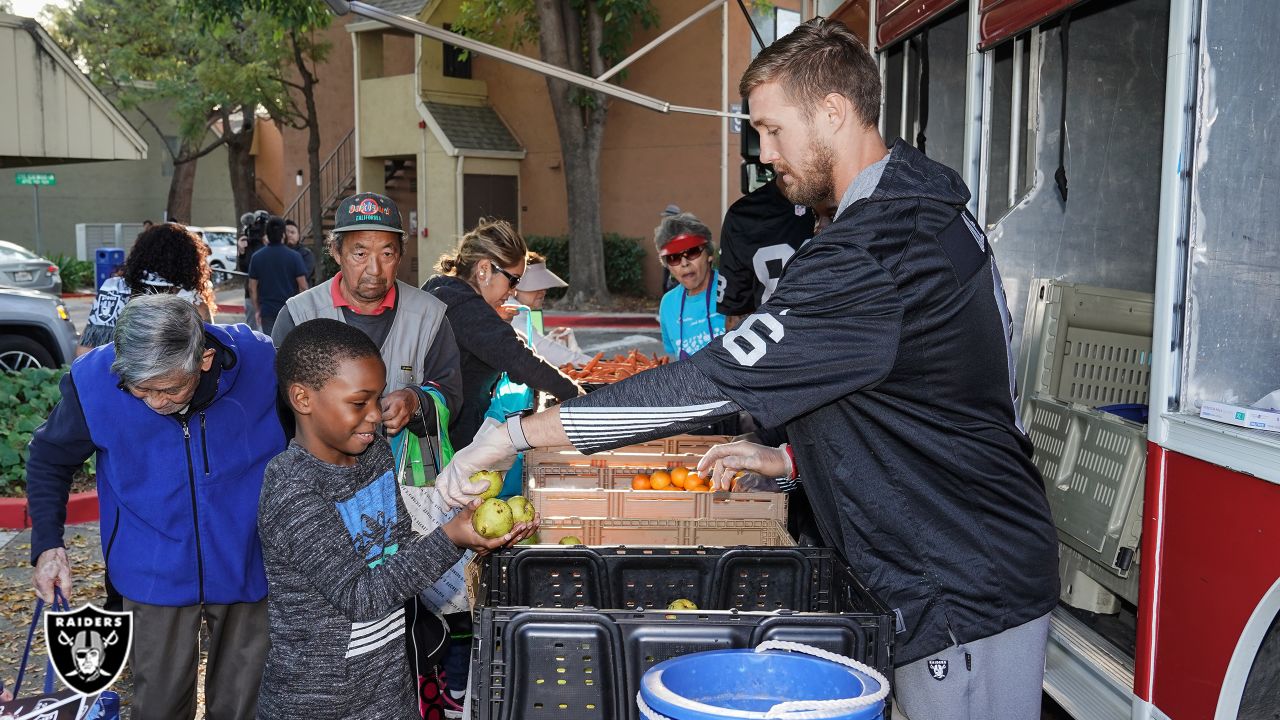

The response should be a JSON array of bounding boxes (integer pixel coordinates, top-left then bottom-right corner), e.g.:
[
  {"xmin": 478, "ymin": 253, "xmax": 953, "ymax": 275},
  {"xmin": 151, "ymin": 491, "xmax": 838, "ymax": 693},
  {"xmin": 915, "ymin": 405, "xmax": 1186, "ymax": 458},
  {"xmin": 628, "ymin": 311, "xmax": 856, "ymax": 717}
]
[
  {"xmin": 1181, "ymin": 0, "xmax": 1280, "ymax": 412},
  {"xmin": 984, "ymin": 31, "xmax": 1037, "ymax": 225}
]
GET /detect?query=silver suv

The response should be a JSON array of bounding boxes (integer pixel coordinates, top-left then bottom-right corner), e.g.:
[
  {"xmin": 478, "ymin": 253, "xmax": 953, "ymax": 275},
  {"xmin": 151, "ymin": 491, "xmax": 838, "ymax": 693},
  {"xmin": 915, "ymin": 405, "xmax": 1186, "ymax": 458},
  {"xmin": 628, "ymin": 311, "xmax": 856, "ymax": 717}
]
[{"xmin": 0, "ymin": 286, "xmax": 79, "ymax": 370}]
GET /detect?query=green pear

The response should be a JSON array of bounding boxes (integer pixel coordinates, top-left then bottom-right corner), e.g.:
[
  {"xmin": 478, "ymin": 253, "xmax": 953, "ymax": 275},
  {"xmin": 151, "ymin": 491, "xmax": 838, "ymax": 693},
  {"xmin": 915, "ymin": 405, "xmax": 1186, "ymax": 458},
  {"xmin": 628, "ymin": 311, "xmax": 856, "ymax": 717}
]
[
  {"xmin": 471, "ymin": 470, "xmax": 504, "ymax": 500},
  {"xmin": 472, "ymin": 498, "xmax": 514, "ymax": 539},
  {"xmin": 505, "ymin": 495, "xmax": 535, "ymax": 523},
  {"xmin": 559, "ymin": 535, "xmax": 583, "ymax": 545},
  {"xmin": 667, "ymin": 598, "xmax": 698, "ymax": 610}
]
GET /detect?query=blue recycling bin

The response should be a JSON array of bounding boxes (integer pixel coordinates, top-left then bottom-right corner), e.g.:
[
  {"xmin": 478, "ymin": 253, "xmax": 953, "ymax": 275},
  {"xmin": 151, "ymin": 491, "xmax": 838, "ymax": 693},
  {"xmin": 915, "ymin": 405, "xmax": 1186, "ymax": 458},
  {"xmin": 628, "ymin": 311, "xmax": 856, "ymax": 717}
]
[{"xmin": 95, "ymin": 248, "xmax": 125, "ymax": 292}]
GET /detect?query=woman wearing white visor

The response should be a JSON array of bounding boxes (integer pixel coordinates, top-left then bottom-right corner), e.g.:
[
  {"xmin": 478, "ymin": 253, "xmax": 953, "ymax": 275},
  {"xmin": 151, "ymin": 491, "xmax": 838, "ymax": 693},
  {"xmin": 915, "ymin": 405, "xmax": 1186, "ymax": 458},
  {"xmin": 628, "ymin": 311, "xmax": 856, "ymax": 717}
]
[{"xmin": 502, "ymin": 252, "xmax": 595, "ymax": 367}]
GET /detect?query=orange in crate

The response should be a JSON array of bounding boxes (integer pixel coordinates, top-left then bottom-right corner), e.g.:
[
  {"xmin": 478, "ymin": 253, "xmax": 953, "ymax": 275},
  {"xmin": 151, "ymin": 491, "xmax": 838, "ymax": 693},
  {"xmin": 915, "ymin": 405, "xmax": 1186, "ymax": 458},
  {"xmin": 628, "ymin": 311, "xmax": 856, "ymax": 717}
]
[
  {"xmin": 670, "ymin": 467, "xmax": 689, "ymax": 488},
  {"xmin": 650, "ymin": 470, "xmax": 672, "ymax": 490},
  {"xmin": 684, "ymin": 472, "xmax": 703, "ymax": 490},
  {"xmin": 631, "ymin": 473, "xmax": 652, "ymax": 490}
]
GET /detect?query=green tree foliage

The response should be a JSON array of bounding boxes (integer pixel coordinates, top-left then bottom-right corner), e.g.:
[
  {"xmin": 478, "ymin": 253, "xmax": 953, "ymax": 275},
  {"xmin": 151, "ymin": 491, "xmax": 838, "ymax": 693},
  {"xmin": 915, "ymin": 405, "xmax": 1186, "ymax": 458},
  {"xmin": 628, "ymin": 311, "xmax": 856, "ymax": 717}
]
[
  {"xmin": 192, "ymin": 0, "xmax": 332, "ymax": 260},
  {"xmin": 456, "ymin": 0, "xmax": 658, "ymax": 306},
  {"xmin": 48, "ymin": 0, "xmax": 304, "ymax": 221}
]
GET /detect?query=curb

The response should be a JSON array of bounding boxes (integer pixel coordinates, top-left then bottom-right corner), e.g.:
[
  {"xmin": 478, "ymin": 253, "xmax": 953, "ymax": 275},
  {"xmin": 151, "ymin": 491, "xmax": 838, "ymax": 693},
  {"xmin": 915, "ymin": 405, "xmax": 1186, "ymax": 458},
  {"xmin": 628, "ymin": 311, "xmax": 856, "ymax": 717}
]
[
  {"xmin": 544, "ymin": 314, "xmax": 658, "ymax": 329},
  {"xmin": 218, "ymin": 304, "xmax": 246, "ymax": 314},
  {"xmin": 0, "ymin": 491, "xmax": 99, "ymax": 530},
  {"xmin": 60, "ymin": 292, "xmax": 95, "ymax": 299}
]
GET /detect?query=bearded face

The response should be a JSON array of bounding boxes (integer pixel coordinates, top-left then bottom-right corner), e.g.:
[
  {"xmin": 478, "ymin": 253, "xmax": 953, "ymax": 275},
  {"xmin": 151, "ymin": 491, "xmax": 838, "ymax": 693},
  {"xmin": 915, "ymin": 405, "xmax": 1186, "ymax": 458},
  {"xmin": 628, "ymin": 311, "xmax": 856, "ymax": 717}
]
[
  {"xmin": 749, "ymin": 81, "xmax": 839, "ymax": 209},
  {"xmin": 774, "ymin": 134, "xmax": 837, "ymax": 208}
]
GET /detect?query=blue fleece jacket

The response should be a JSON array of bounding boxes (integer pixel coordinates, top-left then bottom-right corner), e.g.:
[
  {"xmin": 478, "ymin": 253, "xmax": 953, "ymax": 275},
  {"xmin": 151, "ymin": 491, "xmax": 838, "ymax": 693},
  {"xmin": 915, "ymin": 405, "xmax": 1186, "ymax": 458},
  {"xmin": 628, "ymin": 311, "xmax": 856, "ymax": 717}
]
[{"xmin": 26, "ymin": 324, "xmax": 283, "ymax": 606}]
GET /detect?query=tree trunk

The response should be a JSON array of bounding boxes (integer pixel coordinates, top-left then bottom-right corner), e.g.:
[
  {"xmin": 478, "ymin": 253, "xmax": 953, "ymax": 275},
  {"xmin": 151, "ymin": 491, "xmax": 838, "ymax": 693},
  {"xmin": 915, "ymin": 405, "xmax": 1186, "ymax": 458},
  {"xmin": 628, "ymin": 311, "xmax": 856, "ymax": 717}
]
[
  {"xmin": 536, "ymin": 0, "xmax": 610, "ymax": 306},
  {"xmin": 226, "ymin": 111, "xmax": 259, "ymax": 220},
  {"xmin": 292, "ymin": 29, "xmax": 326, "ymax": 272},
  {"xmin": 166, "ymin": 154, "xmax": 198, "ymax": 224}
]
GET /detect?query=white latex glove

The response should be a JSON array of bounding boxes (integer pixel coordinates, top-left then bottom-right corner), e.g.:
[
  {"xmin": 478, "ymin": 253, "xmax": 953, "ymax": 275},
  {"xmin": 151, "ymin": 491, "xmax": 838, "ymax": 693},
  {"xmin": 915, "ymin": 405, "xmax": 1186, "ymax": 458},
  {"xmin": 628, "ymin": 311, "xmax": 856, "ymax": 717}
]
[
  {"xmin": 436, "ymin": 419, "xmax": 519, "ymax": 508},
  {"xmin": 697, "ymin": 441, "xmax": 793, "ymax": 491}
]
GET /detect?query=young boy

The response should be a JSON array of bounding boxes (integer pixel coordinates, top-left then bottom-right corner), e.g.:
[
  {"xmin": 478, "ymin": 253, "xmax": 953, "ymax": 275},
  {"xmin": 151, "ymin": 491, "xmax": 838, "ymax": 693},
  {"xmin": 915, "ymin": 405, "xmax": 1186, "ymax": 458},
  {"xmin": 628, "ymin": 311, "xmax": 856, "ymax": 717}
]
[{"xmin": 257, "ymin": 319, "xmax": 534, "ymax": 720}]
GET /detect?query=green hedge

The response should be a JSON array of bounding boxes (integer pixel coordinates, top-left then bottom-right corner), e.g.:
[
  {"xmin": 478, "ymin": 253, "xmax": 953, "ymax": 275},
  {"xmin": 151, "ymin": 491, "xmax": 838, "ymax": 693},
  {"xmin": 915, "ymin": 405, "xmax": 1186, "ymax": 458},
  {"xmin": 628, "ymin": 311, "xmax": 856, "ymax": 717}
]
[
  {"xmin": 51, "ymin": 254, "xmax": 94, "ymax": 292},
  {"xmin": 0, "ymin": 367, "xmax": 94, "ymax": 496},
  {"xmin": 524, "ymin": 233, "xmax": 648, "ymax": 298}
]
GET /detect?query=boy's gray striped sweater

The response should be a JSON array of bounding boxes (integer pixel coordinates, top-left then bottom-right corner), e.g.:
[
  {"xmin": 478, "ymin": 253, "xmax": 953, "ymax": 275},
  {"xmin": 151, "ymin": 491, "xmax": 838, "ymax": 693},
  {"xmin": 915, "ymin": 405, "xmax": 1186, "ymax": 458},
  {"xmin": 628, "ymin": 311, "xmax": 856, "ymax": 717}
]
[{"xmin": 256, "ymin": 440, "xmax": 463, "ymax": 719}]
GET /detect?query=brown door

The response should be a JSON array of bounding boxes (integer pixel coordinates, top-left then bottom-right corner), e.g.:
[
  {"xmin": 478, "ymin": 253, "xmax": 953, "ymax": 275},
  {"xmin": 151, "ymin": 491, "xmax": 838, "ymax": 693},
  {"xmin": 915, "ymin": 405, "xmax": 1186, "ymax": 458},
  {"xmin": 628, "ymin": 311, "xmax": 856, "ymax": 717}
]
[{"xmin": 462, "ymin": 174, "xmax": 519, "ymax": 231}]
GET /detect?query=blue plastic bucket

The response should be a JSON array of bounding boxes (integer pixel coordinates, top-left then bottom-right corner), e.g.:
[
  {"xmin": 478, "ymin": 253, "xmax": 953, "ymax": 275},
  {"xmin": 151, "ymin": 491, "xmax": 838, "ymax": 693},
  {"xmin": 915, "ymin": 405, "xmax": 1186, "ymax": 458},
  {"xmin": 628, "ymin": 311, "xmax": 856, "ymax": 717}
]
[
  {"xmin": 1097, "ymin": 403, "xmax": 1149, "ymax": 424},
  {"xmin": 638, "ymin": 644, "xmax": 886, "ymax": 720}
]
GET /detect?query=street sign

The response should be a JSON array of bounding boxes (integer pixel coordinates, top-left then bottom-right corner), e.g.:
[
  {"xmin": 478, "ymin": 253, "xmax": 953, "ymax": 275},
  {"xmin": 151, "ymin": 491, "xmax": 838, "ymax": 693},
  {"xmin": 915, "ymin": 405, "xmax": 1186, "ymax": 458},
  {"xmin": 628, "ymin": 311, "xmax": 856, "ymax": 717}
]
[{"xmin": 15, "ymin": 172, "xmax": 56, "ymax": 186}]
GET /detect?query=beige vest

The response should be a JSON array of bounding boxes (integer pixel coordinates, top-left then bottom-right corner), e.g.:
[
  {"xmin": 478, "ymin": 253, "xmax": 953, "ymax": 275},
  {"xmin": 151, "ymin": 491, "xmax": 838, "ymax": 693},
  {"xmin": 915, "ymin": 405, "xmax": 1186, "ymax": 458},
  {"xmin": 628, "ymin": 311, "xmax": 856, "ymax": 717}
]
[{"xmin": 285, "ymin": 279, "xmax": 449, "ymax": 393}]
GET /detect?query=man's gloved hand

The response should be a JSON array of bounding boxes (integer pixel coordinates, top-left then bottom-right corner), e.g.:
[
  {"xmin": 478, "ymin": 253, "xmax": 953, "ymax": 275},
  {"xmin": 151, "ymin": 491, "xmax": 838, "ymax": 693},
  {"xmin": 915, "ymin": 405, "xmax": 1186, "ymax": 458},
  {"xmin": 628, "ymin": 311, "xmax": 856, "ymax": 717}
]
[
  {"xmin": 33, "ymin": 547, "xmax": 72, "ymax": 603},
  {"xmin": 435, "ymin": 419, "xmax": 518, "ymax": 509},
  {"xmin": 697, "ymin": 441, "xmax": 793, "ymax": 491}
]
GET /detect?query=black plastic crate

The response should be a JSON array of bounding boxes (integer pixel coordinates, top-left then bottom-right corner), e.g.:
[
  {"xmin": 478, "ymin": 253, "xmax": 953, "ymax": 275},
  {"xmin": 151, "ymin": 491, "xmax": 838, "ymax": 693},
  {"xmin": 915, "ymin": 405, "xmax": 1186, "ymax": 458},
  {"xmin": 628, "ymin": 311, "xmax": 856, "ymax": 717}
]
[
  {"xmin": 470, "ymin": 605, "xmax": 893, "ymax": 720},
  {"xmin": 480, "ymin": 546, "xmax": 868, "ymax": 613}
]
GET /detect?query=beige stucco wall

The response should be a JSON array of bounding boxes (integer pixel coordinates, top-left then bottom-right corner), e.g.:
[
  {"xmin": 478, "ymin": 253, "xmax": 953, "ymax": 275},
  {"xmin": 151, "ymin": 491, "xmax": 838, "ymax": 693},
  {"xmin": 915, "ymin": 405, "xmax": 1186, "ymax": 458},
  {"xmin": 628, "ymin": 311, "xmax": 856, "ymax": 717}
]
[
  {"xmin": 358, "ymin": 74, "xmax": 420, "ymax": 158},
  {"xmin": 418, "ymin": 127, "xmax": 456, "ymax": 273}
]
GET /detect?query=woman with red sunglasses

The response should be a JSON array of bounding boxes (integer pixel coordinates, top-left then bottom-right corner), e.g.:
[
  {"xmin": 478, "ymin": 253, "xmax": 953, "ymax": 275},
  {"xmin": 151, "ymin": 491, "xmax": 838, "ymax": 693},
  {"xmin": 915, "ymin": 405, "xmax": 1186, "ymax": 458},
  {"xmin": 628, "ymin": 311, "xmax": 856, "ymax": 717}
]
[{"xmin": 655, "ymin": 213, "xmax": 726, "ymax": 360}]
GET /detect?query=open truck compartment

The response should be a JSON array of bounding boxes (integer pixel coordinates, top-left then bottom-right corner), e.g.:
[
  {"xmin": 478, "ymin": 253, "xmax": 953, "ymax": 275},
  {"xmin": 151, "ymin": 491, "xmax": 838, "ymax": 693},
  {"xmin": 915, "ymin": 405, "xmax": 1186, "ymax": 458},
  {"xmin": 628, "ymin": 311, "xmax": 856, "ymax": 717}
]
[{"xmin": 1019, "ymin": 279, "xmax": 1153, "ymax": 613}]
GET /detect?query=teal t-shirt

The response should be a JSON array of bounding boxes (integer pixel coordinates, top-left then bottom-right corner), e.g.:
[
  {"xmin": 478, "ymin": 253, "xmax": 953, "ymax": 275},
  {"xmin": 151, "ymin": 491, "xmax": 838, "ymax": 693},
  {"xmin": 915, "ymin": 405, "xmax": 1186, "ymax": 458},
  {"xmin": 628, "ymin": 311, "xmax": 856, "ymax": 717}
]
[{"xmin": 659, "ymin": 270, "xmax": 727, "ymax": 358}]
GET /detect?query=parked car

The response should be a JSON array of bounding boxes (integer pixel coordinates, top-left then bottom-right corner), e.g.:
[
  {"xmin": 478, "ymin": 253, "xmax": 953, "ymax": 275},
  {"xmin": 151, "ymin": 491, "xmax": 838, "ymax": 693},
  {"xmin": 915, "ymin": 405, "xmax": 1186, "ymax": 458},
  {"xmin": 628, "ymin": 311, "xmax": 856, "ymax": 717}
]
[
  {"xmin": 188, "ymin": 225, "xmax": 239, "ymax": 282},
  {"xmin": 0, "ymin": 285, "xmax": 78, "ymax": 371},
  {"xmin": 0, "ymin": 240, "xmax": 62, "ymax": 296}
]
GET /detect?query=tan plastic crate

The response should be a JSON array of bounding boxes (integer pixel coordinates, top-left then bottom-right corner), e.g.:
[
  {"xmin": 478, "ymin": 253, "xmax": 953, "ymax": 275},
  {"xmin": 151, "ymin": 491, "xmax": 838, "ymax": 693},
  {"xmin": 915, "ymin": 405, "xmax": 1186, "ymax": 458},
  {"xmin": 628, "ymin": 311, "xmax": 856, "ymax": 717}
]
[
  {"xmin": 530, "ymin": 518, "xmax": 795, "ymax": 547},
  {"xmin": 532, "ymin": 434, "xmax": 733, "ymax": 460},
  {"xmin": 526, "ymin": 463, "xmax": 788, "ymax": 522}
]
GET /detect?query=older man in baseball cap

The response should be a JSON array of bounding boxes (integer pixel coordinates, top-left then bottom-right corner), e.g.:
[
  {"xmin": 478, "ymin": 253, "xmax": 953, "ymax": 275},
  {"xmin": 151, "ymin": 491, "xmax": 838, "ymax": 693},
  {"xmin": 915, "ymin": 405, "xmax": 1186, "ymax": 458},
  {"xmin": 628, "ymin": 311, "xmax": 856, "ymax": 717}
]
[{"xmin": 270, "ymin": 192, "xmax": 463, "ymax": 435}]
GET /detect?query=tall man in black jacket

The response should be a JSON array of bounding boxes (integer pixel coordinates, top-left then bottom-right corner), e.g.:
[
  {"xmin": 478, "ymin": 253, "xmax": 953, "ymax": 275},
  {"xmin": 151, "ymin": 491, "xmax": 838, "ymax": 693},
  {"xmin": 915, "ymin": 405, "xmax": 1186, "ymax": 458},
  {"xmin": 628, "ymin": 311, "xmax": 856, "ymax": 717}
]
[{"xmin": 435, "ymin": 19, "xmax": 1059, "ymax": 720}]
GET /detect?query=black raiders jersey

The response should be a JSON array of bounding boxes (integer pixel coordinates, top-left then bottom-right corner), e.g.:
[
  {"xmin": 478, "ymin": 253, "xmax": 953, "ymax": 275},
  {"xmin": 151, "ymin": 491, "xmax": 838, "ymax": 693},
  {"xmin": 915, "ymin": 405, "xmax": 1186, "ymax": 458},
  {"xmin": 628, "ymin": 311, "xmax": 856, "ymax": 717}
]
[{"xmin": 717, "ymin": 180, "xmax": 816, "ymax": 316}]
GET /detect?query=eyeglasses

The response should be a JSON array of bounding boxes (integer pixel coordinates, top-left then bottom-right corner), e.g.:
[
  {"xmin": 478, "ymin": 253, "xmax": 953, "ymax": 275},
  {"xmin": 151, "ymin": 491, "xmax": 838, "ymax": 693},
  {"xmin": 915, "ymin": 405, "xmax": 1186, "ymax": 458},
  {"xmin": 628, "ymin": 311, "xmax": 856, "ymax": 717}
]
[
  {"xmin": 661, "ymin": 245, "xmax": 706, "ymax": 266},
  {"xmin": 490, "ymin": 262, "xmax": 522, "ymax": 288}
]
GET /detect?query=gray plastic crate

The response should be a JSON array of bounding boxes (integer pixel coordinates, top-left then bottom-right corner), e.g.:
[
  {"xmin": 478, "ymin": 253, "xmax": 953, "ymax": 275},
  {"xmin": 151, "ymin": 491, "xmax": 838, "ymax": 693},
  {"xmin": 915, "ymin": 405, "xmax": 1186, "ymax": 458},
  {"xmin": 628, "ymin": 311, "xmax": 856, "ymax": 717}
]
[{"xmin": 1018, "ymin": 280, "xmax": 1153, "ymax": 608}]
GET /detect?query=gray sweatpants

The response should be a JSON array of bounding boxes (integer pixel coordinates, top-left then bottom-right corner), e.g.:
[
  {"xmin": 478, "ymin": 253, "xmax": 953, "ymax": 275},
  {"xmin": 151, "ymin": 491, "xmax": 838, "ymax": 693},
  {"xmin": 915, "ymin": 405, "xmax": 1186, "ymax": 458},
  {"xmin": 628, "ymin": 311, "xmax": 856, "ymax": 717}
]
[{"xmin": 893, "ymin": 612, "xmax": 1051, "ymax": 720}]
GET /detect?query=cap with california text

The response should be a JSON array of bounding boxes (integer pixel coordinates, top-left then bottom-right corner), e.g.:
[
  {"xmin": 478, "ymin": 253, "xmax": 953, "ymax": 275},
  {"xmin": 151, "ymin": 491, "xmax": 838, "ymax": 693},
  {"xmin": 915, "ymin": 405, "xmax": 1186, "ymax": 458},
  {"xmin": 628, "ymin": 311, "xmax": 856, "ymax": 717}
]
[{"xmin": 333, "ymin": 192, "xmax": 403, "ymax": 234}]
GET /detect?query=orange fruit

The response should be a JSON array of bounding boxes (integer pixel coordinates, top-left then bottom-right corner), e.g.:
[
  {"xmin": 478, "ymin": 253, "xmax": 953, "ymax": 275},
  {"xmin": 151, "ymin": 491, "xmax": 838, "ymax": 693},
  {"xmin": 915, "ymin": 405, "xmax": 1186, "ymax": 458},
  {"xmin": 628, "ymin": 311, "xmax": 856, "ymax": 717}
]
[
  {"xmin": 631, "ymin": 473, "xmax": 651, "ymax": 490},
  {"xmin": 670, "ymin": 467, "xmax": 689, "ymax": 488},
  {"xmin": 650, "ymin": 470, "xmax": 672, "ymax": 490},
  {"xmin": 689, "ymin": 483, "xmax": 711, "ymax": 492},
  {"xmin": 683, "ymin": 472, "xmax": 702, "ymax": 489}
]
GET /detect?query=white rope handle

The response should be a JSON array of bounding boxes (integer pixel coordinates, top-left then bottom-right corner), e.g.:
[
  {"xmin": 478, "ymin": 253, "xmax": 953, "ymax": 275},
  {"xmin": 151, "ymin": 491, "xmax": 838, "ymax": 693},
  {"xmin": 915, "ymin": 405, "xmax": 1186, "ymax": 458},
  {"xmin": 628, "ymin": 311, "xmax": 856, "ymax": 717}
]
[
  {"xmin": 636, "ymin": 692, "xmax": 675, "ymax": 720},
  {"xmin": 755, "ymin": 640, "xmax": 891, "ymax": 719}
]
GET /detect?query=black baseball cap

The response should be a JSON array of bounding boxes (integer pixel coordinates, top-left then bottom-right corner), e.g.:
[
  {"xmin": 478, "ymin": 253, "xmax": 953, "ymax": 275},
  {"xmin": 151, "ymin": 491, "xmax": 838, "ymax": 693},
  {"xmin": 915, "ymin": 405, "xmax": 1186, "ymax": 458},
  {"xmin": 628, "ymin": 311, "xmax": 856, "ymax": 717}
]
[{"xmin": 333, "ymin": 192, "xmax": 403, "ymax": 234}]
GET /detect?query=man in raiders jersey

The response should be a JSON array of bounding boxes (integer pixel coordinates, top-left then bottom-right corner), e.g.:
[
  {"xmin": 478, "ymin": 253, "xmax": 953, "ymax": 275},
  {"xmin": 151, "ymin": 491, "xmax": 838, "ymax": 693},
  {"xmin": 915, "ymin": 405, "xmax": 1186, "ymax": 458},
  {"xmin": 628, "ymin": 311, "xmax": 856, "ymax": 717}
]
[
  {"xmin": 718, "ymin": 176, "xmax": 815, "ymax": 331},
  {"xmin": 437, "ymin": 18, "xmax": 1058, "ymax": 720}
]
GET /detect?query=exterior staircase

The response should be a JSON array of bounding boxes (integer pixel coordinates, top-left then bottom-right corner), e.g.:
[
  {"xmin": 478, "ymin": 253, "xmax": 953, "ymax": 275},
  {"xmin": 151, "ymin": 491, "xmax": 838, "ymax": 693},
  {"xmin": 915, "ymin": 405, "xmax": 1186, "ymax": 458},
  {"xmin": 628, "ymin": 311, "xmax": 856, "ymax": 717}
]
[
  {"xmin": 284, "ymin": 129, "xmax": 356, "ymax": 241},
  {"xmin": 284, "ymin": 129, "xmax": 416, "ymax": 241}
]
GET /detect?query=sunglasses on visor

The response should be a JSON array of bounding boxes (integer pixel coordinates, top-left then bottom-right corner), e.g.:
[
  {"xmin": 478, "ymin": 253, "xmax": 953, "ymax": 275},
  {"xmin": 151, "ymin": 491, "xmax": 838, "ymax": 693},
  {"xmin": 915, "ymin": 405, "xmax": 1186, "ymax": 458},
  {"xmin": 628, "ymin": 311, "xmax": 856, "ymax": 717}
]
[{"xmin": 661, "ymin": 245, "xmax": 706, "ymax": 266}]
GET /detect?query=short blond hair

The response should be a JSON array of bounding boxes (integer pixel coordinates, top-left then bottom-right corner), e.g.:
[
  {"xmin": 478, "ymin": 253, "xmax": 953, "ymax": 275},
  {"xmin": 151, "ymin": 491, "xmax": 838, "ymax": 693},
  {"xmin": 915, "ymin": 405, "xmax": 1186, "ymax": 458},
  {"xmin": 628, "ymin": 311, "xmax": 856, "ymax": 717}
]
[{"xmin": 739, "ymin": 18, "xmax": 880, "ymax": 128}]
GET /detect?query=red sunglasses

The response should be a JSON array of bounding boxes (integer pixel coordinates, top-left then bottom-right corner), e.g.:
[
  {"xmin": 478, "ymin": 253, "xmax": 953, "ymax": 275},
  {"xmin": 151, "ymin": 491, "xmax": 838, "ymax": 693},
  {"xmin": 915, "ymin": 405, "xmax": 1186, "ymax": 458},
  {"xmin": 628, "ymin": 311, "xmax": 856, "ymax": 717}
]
[{"xmin": 661, "ymin": 245, "xmax": 706, "ymax": 266}]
